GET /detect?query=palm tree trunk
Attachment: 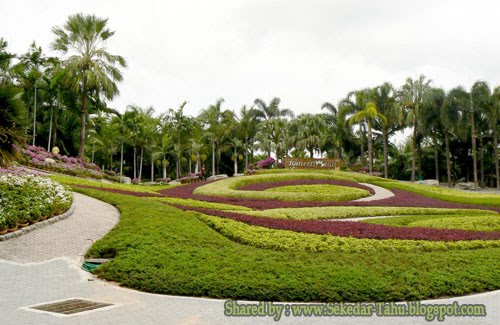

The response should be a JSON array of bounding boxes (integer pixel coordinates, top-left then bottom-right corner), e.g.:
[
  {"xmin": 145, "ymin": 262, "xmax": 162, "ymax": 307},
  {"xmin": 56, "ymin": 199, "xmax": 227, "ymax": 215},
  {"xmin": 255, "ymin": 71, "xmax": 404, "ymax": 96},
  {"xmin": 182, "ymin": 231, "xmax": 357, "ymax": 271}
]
[
  {"xmin": 139, "ymin": 147, "xmax": 143, "ymax": 181},
  {"xmin": 411, "ymin": 119, "xmax": 417, "ymax": 182},
  {"xmin": 383, "ymin": 128, "xmax": 388, "ymax": 178},
  {"xmin": 151, "ymin": 152, "xmax": 154, "ymax": 182},
  {"xmin": 78, "ymin": 78, "xmax": 88, "ymax": 158},
  {"xmin": 47, "ymin": 103, "xmax": 53, "ymax": 152},
  {"xmin": 133, "ymin": 147, "xmax": 137, "ymax": 179},
  {"xmin": 195, "ymin": 152, "xmax": 200, "ymax": 174},
  {"xmin": 470, "ymin": 95, "xmax": 478, "ymax": 188},
  {"xmin": 52, "ymin": 107, "xmax": 58, "ymax": 148},
  {"xmin": 360, "ymin": 124, "xmax": 365, "ymax": 166},
  {"xmin": 445, "ymin": 131, "xmax": 452, "ymax": 187},
  {"xmin": 309, "ymin": 148, "xmax": 314, "ymax": 159},
  {"xmin": 480, "ymin": 135, "xmax": 484, "ymax": 187},
  {"xmin": 234, "ymin": 147, "xmax": 238, "ymax": 175},
  {"xmin": 494, "ymin": 127, "xmax": 500, "ymax": 189},
  {"xmin": 434, "ymin": 138, "xmax": 439, "ymax": 181},
  {"xmin": 211, "ymin": 140, "xmax": 215, "ymax": 176},
  {"xmin": 163, "ymin": 154, "xmax": 167, "ymax": 179},
  {"xmin": 367, "ymin": 121, "xmax": 373, "ymax": 174},
  {"xmin": 120, "ymin": 141, "xmax": 124, "ymax": 176},
  {"xmin": 32, "ymin": 84, "xmax": 37, "ymax": 146}
]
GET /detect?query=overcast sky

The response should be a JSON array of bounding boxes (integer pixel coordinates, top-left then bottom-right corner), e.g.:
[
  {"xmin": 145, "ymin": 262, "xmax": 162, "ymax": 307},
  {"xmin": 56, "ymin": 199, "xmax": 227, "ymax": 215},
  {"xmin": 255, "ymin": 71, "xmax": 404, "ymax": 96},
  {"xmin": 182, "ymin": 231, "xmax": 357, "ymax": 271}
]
[{"xmin": 2, "ymin": 0, "xmax": 500, "ymax": 118}]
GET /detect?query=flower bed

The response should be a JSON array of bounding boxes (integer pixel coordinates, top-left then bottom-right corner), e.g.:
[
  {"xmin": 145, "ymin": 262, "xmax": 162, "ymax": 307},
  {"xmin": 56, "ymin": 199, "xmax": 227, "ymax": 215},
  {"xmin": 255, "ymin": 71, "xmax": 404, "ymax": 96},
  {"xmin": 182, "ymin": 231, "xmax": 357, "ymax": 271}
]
[
  {"xmin": 15, "ymin": 145, "xmax": 119, "ymax": 181},
  {"xmin": 197, "ymin": 214, "xmax": 500, "ymax": 253},
  {"xmin": 178, "ymin": 206, "xmax": 500, "ymax": 241},
  {"xmin": 0, "ymin": 174, "xmax": 73, "ymax": 232}
]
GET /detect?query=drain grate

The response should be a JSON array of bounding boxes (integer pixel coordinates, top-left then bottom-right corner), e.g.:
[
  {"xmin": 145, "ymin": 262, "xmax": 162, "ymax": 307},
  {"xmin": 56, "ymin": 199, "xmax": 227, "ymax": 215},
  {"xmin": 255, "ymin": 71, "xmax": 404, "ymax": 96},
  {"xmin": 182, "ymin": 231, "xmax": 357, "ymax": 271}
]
[{"xmin": 28, "ymin": 298, "xmax": 113, "ymax": 315}]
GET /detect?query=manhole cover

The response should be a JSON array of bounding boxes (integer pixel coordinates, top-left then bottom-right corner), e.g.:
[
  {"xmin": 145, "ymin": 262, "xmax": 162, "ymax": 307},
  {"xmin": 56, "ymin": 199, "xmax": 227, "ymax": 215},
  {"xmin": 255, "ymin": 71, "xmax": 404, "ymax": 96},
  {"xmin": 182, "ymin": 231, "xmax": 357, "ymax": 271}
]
[{"xmin": 27, "ymin": 298, "xmax": 114, "ymax": 315}]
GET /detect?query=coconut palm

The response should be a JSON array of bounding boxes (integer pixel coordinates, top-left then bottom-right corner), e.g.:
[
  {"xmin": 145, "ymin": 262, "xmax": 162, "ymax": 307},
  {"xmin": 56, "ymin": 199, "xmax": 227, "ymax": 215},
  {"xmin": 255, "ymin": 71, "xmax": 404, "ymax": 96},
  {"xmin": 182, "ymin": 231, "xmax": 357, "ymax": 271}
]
[
  {"xmin": 238, "ymin": 105, "xmax": 260, "ymax": 169},
  {"xmin": 396, "ymin": 75, "xmax": 432, "ymax": 181},
  {"xmin": 51, "ymin": 13, "xmax": 127, "ymax": 158}
]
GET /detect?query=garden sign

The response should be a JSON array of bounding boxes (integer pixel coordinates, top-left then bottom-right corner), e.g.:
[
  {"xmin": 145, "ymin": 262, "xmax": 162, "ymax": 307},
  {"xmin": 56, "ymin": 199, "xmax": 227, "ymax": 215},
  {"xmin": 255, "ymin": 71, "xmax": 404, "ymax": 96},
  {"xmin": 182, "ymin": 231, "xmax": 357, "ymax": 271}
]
[{"xmin": 284, "ymin": 157, "xmax": 344, "ymax": 170}]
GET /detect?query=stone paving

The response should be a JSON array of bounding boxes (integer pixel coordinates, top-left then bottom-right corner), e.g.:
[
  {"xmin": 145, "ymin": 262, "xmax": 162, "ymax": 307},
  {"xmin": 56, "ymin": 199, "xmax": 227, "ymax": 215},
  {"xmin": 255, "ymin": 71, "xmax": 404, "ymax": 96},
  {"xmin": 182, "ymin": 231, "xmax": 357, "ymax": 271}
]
[
  {"xmin": 0, "ymin": 192, "xmax": 499, "ymax": 325},
  {"xmin": 354, "ymin": 183, "xmax": 395, "ymax": 201}
]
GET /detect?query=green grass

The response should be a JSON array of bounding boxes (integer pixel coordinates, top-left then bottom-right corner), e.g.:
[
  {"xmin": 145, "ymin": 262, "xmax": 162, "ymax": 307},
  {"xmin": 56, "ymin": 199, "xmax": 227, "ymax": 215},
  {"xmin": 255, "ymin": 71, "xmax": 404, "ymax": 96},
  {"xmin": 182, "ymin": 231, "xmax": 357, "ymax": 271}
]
[{"xmin": 70, "ymin": 186, "xmax": 500, "ymax": 302}]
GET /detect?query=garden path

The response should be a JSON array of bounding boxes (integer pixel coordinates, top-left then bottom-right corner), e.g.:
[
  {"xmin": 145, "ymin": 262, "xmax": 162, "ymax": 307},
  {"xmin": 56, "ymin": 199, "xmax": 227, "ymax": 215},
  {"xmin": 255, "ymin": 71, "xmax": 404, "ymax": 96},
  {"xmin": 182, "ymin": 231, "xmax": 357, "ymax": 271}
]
[{"xmin": 353, "ymin": 183, "xmax": 395, "ymax": 201}]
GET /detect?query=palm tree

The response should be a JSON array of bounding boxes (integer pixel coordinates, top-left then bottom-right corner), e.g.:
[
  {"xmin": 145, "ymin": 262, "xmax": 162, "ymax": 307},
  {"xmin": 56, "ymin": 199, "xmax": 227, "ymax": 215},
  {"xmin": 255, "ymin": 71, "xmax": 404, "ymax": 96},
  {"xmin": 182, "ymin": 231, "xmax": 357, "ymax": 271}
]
[
  {"xmin": 254, "ymin": 97, "xmax": 294, "ymax": 120},
  {"xmin": 163, "ymin": 101, "xmax": 190, "ymax": 179},
  {"xmin": 51, "ymin": 13, "xmax": 127, "ymax": 158},
  {"xmin": 349, "ymin": 102, "xmax": 386, "ymax": 173},
  {"xmin": 338, "ymin": 89, "xmax": 372, "ymax": 165},
  {"xmin": 0, "ymin": 38, "xmax": 15, "ymax": 84},
  {"xmin": 468, "ymin": 81, "xmax": 491, "ymax": 188},
  {"xmin": 490, "ymin": 87, "xmax": 500, "ymax": 189},
  {"xmin": 238, "ymin": 105, "xmax": 260, "ymax": 169},
  {"xmin": 0, "ymin": 86, "xmax": 27, "ymax": 166},
  {"xmin": 321, "ymin": 102, "xmax": 342, "ymax": 158},
  {"xmin": 295, "ymin": 113, "xmax": 327, "ymax": 158},
  {"xmin": 396, "ymin": 75, "xmax": 432, "ymax": 181}
]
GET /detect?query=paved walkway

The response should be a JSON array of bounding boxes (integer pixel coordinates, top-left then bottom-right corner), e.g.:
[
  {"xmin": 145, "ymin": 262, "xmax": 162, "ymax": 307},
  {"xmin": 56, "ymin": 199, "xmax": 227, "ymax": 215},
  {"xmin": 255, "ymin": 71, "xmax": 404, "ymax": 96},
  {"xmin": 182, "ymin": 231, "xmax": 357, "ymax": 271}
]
[
  {"xmin": 353, "ymin": 183, "xmax": 394, "ymax": 201},
  {"xmin": 0, "ymin": 193, "xmax": 498, "ymax": 325}
]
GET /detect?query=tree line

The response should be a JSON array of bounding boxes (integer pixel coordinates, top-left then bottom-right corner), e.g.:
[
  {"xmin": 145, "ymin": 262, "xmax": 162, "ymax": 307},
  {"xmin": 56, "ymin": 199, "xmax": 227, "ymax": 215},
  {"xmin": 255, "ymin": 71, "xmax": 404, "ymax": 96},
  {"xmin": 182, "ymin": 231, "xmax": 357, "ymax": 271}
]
[{"xmin": 1, "ymin": 14, "xmax": 499, "ymax": 188}]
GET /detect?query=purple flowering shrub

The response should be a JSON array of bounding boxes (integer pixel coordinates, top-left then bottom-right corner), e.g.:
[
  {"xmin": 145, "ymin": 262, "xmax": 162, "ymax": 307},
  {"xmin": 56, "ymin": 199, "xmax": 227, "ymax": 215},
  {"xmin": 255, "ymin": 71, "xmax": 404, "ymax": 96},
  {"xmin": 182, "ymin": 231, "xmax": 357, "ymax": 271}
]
[
  {"xmin": 256, "ymin": 157, "xmax": 275, "ymax": 169},
  {"xmin": 15, "ymin": 145, "xmax": 119, "ymax": 181}
]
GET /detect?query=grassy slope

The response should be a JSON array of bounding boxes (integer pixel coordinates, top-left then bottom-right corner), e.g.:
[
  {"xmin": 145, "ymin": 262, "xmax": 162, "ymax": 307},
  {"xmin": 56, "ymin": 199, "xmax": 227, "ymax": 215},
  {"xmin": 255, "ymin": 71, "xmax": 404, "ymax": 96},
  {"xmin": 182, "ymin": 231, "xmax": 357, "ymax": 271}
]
[{"xmin": 74, "ymin": 187, "xmax": 500, "ymax": 302}]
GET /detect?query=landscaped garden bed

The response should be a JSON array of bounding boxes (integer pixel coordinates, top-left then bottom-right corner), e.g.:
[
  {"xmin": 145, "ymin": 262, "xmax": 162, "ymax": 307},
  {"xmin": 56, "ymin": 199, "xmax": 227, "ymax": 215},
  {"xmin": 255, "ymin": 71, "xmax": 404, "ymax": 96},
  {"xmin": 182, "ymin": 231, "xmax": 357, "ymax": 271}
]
[
  {"xmin": 0, "ymin": 173, "xmax": 73, "ymax": 234},
  {"xmin": 52, "ymin": 169, "xmax": 500, "ymax": 302}
]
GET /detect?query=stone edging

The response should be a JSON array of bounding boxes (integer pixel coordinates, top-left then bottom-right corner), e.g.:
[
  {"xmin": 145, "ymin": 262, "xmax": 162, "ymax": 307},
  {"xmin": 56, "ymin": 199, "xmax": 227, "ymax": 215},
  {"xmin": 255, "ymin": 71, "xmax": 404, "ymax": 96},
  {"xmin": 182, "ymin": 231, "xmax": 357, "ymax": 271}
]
[{"xmin": 0, "ymin": 202, "xmax": 76, "ymax": 241}]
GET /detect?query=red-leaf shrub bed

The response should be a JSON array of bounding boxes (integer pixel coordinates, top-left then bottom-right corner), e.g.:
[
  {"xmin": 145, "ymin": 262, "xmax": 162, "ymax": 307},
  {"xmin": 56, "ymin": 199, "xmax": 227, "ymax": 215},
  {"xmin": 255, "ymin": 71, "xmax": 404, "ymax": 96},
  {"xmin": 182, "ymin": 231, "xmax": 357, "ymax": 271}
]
[
  {"xmin": 176, "ymin": 205, "xmax": 500, "ymax": 241},
  {"xmin": 160, "ymin": 181, "xmax": 500, "ymax": 212},
  {"xmin": 238, "ymin": 179, "xmax": 375, "ymax": 194}
]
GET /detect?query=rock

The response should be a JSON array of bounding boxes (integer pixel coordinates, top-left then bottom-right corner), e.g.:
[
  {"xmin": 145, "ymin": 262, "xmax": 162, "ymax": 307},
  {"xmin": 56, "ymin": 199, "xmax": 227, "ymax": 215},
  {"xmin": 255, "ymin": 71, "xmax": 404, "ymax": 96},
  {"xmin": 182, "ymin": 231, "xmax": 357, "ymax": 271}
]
[
  {"xmin": 233, "ymin": 173, "xmax": 245, "ymax": 177},
  {"xmin": 207, "ymin": 174, "xmax": 229, "ymax": 181},
  {"xmin": 44, "ymin": 158, "xmax": 56, "ymax": 164},
  {"xmin": 119, "ymin": 176, "xmax": 131, "ymax": 184},
  {"xmin": 455, "ymin": 182, "xmax": 477, "ymax": 190},
  {"xmin": 418, "ymin": 179, "xmax": 439, "ymax": 186},
  {"xmin": 169, "ymin": 181, "xmax": 181, "ymax": 185},
  {"xmin": 100, "ymin": 179, "xmax": 113, "ymax": 184}
]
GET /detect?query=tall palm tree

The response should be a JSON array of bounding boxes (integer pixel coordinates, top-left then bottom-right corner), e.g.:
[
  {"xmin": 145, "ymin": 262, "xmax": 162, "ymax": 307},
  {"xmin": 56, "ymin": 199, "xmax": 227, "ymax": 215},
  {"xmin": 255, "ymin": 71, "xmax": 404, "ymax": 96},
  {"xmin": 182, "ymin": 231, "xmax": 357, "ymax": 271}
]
[
  {"xmin": 396, "ymin": 75, "xmax": 432, "ymax": 181},
  {"xmin": 349, "ymin": 102, "xmax": 386, "ymax": 173},
  {"xmin": 254, "ymin": 97, "xmax": 294, "ymax": 120},
  {"xmin": 164, "ymin": 101, "xmax": 190, "ymax": 179},
  {"xmin": 468, "ymin": 81, "xmax": 491, "ymax": 188},
  {"xmin": 490, "ymin": 87, "xmax": 500, "ymax": 189},
  {"xmin": 295, "ymin": 113, "xmax": 327, "ymax": 158},
  {"xmin": 338, "ymin": 89, "xmax": 372, "ymax": 166},
  {"xmin": 238, "ymin": 105, "xmax": 260, "ymax": 169},
  {"xmin": 52, "ymin": 13, "xmax": 127, "ymax": 158},
  {"xmin": 321, "ymin": 102, "xmax": 342, "ymax": 158}
]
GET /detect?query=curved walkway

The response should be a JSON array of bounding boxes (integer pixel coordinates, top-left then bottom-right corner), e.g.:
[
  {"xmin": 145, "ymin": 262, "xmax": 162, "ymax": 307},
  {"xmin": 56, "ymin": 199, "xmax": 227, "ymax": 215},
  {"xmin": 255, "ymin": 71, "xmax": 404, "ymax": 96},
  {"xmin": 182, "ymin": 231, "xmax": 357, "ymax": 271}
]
[
  {"xmin": 0, "ymin": 193, "xmax": 498, "ymax": 325},
  {"xmin": 0, "ymin": 193, "xmax": 119, "ymax": 263},
  {"xmin": 353, "ymin": 183, "xmax": 395, "ymax": 201}
]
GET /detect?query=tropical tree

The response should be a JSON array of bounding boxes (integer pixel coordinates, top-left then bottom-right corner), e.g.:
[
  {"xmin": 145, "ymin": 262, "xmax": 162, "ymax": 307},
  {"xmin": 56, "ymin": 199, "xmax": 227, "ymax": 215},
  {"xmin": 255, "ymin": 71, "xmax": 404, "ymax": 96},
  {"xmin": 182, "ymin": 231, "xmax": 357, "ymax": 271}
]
[
  {"xmin": 51, "ymin": 13, "xmax": 127, "ymax": 158},
  {"xmin": 396, "ymin": 75, "xmax": 432, "ymax": 181},
  {"xmin": 349, "ymin": 102, "xmax": 386, "ymax": 173},
  {"xmin": 254, "ymin": 97, "xmax": 294, "ymax": 120},
  {"xmin": 0, "ymin": 86, "xmax": 27, "ymax": 166},
  {"xmin": 295, "ymin": 113, "xmax": 327, "ymax": 158},
  {"xmin": 468, "ymin": 81, "xmax": 491, "ymax": 188},
  {"xmin": 490, "ymin": 87, "xmax": 500, "ymax": 189},
  {"xmin": 238, "ymin": 105, "xmax": 260, "ymax": 169}
]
